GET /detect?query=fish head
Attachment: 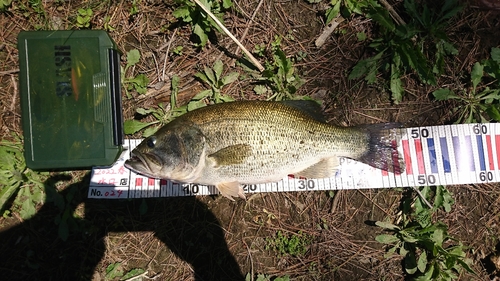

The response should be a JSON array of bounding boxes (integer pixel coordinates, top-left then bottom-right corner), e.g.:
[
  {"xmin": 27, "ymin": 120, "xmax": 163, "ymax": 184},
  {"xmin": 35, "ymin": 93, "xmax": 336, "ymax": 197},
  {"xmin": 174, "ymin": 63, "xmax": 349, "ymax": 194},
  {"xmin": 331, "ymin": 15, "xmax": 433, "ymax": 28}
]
[{"xmin": 124, "ymin": 123, "xmax": 206, "ymax": 182}]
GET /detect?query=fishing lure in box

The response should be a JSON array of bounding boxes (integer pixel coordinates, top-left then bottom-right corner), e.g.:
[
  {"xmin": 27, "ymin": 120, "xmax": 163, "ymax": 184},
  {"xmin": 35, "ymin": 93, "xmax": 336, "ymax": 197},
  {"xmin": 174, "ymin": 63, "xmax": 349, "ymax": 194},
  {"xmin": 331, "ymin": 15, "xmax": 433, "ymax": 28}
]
[{"xmin": 18, "ymin": 30, "xmax": 123, "ymax": 169}]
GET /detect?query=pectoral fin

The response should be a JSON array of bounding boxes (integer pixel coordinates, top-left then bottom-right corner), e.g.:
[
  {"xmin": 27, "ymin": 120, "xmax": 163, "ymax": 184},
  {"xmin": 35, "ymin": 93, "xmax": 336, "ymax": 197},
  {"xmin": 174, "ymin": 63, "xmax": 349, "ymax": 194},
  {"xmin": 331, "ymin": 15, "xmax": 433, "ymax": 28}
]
[
  {"xmin": 295, "ymin": 157, "xmax": 339, "ymax": 179},
  {"xmin": 208, "ymin": 144, "xmax": 252, "ymax": 168},
  {"xmin": 216, "ymin": 182, "xmax": 246, "ymax": 201}
]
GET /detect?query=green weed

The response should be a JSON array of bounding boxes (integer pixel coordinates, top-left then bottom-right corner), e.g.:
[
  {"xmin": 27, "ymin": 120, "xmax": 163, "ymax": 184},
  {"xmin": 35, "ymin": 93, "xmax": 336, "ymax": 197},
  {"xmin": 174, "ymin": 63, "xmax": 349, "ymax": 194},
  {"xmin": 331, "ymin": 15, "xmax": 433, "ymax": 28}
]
[
  {"xmin": 173, "ymin": 0, "xmax": 233, "ymax": 47},
  {"xmin": 105, "ymin": 262, "xmax": 124, "ymax": 280},
  {"xmin": 0, "ymin": 135, "xmax": 48, "ymax": 220},
  {"xmin": 172, "ymin": 45, "xmax": 184, "ymax": 56},
  {"xmin": 265, "ymin": 230, "xmax": 311, "ymax": 257},
  {"xmin": 375, "ymin": 186, "xmax": 474, "ymax": 280},
  {"xmin": 16, "ymin": 0, "xmax": 48, "ymax": 29},
  {"xmin": 103, "ymin": 15, "xmax": 115, "ymax": 31},
  {"xmin": 121, "ymin": 49, "xmax": 149, "ymax": 99},
  {"xmin": 0, "ymin": 136, "xmax": 87, "ymax": 241},
  {"xmin": 124, "ymin": 103, "xmax": 167, "ymax": 136},
  {"xmin": 433, "ymin": 47, "xmax": 500, "ymax": 123},
  {"xmin": 194, "ymin": 59, "xmax": 238, "ymax": 104},
  {"xmin": 46, "ymin": 179, "xmax": 84, "ymax": 241},
  {"xmin": 104, "ymin": 262, "xmax": 146, "ymax": 280},
  {"xmin": 26, "ymin": 0, "xmax": 46, "ymax": 15},
  {"xmin": 356, "ymin": 31, "xmax": 367, "ymax": 41},
  {"xmin": 129, "ymin": 0, "xmax": 141, "ymax": 17},
  {"xmin": 0, "ymin": 0, "xmax": 12, "ymax": 12},
  {"xmin": 321, "ymin": 0, "xmax": 378, "ymax": 24},
  {"xmin": 253, "ymin": 36, "xmax": 305, "ymax": 100},
  {"xmin": 317, "ymin": 217, "xmax": 329, "ymax": 230},
  {"xmin": 349, "ymin": 0, "xmax": 462, "ymax": 103},
  {"xmin": 75, "ymin": 8, "xmax": 93, "ymax": 28},
  {"xmin": 124, "ymin": 75, "xmax": 191, "ymax": 136},
  {"xmin": 253, "ymin": 43, "xmax": 266, "ymax": 57}
]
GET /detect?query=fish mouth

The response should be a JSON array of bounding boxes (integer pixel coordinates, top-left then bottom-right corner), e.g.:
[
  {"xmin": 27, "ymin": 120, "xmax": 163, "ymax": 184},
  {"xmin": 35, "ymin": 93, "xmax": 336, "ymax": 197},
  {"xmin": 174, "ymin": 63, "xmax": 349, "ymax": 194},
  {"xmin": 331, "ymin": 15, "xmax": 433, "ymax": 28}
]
[{"xmin": 124, "ymin": 151, "xmax": 158, "ymax": 177}]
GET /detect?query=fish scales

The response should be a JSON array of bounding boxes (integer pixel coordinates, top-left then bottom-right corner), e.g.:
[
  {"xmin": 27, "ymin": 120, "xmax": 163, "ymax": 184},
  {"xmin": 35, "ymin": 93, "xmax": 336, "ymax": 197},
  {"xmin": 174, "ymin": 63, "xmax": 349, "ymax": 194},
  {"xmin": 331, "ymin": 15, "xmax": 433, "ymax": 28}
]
[{"xmin": 182, "ymin": 101, "xmax": 369, "ymax": 182}]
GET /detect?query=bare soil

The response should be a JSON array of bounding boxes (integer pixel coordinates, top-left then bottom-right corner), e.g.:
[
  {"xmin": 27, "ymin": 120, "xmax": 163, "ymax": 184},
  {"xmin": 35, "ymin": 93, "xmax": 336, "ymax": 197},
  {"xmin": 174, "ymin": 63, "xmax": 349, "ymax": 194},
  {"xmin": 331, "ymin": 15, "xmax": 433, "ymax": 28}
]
[{"xmin": 1, "ymin": 0, "xmax": 500, "ymax": 280}]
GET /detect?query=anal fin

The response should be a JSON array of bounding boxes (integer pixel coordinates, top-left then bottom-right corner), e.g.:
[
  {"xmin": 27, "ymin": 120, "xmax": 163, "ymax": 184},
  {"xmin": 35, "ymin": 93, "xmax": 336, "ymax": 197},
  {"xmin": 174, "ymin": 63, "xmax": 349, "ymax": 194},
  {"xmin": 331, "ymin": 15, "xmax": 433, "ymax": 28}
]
[
  {"xmin": 216, "ymin": 182, "xmax": 246, "ymax": 201},
  {"xmin": 295, "ymin": 157, "xmax": 339, "ymax": 179}
]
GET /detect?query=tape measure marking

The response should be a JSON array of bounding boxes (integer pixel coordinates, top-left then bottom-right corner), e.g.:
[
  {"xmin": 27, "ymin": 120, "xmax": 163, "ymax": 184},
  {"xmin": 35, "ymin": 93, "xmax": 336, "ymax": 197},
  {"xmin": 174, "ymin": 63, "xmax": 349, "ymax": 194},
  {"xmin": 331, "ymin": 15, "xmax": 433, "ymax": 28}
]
[{"xmin": 88, "ymin": 123, "xmax": 500, "ymax": 199}]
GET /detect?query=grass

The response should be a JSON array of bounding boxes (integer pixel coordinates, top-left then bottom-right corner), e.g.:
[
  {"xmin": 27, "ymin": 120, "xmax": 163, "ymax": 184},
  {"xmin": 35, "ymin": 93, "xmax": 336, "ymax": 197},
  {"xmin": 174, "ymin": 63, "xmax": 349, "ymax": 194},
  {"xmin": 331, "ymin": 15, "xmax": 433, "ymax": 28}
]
[
  {"xmin": 432, "ymin": 47, "xmax": 500, "ymax": 123},
  {"xmin": 347, "ymin": 0, "xmax": 463, "ymax": 103},
  {"xmin": 265, "ymin": 230, "xmax": 312, "ymax": 258},
  {"xmin": 173, "ymin": 0, "xmax": 233, "ymax": 47},
  {"xmin": 375, "ymin": 186, "xmax": 474, "ymax": 280},
  {"xmin": 122, "ymin": 49, "xmax": 150, "ymax": 99},
  {"xmin": 0, "ymin": 135, "xmax": 48, "ymax": 220},
  {"xmin": 1, "ymin": 0, "xmax": 500, "ymax": 280}
]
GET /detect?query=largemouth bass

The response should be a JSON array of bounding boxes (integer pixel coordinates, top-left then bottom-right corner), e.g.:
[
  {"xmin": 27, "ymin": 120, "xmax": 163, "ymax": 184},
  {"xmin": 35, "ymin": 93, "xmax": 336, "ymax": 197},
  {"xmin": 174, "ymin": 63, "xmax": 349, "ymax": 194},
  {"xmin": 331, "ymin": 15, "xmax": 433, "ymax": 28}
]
[{"xmin": 124, "ymin": 100, "xmax": 404, "ymax": 200}]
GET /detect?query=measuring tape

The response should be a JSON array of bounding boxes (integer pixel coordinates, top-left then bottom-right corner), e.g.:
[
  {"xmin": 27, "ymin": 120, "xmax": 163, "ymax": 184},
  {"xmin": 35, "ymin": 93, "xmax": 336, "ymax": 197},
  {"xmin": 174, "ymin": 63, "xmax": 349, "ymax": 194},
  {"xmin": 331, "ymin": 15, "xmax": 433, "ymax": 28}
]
[{"xmin": 88, "ymin": 123, "xmax": 499, "ymax": 199}]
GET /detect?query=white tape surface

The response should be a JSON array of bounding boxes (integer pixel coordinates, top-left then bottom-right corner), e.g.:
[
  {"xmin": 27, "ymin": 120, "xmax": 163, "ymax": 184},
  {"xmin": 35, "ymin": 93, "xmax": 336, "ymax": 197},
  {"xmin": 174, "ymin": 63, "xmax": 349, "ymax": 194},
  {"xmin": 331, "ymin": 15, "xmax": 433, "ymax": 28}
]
[{"xmin": 89, "ymin": 123, "xmax": 499, "ymax": 199}]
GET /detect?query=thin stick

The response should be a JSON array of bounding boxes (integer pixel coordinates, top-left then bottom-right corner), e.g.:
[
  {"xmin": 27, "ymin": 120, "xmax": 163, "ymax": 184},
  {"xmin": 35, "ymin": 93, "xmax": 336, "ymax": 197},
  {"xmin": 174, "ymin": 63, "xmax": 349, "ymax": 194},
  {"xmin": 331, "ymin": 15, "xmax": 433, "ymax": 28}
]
[
  {"xmin": 315, "ymin": 16, "xmax": 345, "ymax": 48},
  {"xmin": 242, "ymin": 239, "xmax": 254, "ymax": 281},
  {"xmin": 412, "ymin": 187, "xmax": 434, "ymax": 209},
  {"xmin": 379, "ymin": 0, "xmax": 406, "ymax": 25},
  {"xmin": 123, "ymin": 271, "xmax": 148, "ymax": 281},
  {"xmin": 162, "ymin": 29, "xmax": 177, "ymax": 81},
  {"xmin": 234, "ymin": 0, "xmax": 264, "ymax": 56},
  {"xmin": 0, "ymin": 69, "xmax": 19, "ymax": 75},
  {"xmin": 10, "ymin": 75, "xmax": 18, "ymax": 111},
  {"xmin": 192, "ymin": 0, "xmax": 265, "ymax": 72},
  {"xmin": 329, "ymin": 190, "xmax": 342, "ymax": 213}
]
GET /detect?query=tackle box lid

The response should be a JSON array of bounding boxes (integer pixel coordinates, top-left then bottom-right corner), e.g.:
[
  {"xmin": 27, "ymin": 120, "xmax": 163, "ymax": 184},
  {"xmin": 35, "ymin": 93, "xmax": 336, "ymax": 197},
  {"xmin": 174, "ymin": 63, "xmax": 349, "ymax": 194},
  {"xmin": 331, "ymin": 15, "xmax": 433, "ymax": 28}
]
[{"xmin": 18, "ymin": 30, "xmax": 123, "ymax": 170}]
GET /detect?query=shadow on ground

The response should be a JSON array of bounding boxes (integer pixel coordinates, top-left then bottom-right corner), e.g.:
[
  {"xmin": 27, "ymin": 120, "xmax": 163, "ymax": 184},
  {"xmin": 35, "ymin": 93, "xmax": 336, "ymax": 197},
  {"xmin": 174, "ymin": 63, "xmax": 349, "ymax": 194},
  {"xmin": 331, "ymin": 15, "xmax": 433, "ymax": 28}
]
[{"xmin": 0, "ymin": 173, "xmax": 244, "ymax": 281}]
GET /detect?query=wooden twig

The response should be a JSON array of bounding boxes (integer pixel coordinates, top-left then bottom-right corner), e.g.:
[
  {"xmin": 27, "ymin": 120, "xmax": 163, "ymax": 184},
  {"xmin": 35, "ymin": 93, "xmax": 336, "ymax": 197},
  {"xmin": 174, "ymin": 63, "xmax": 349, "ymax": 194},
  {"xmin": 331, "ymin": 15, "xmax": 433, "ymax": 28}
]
[
  {"xmin": 161, "ymin": 29, "xmax": 177, "ymax": 82},
  {"xmin": 10, "ymin": 75, "xmax": 18, "ymax": 111},
  {"xmin": 315, "ymin": 15, "xmax": 345, "ymax": 48},
  {"xmin": 122, "ymin": 270, "xmax": 162, "ymax": 280},
  {"xmin": 192, "ymin": 0, "xmax": 265, "ymax": 72},
  {"xmin": 0, "ymin": 69, "xmax": 19, "ymax": 75},
  {"xmin": 379, "ymin": 0, "xmax": 406, "ymax": 25},
  {"xmin": 123, "ymin": 270, "xmax": 149, "ymax": 281},
  {"xmin": 329, "ymin": 190, "xmax": 342, "ymax": 213},
  {"xmin": 233, "ymin": 0, "xmax": 264, "ymax": 56},
  {"xmin": 412, "ymin": 187, "xmax": 434, "ymax": 209}
]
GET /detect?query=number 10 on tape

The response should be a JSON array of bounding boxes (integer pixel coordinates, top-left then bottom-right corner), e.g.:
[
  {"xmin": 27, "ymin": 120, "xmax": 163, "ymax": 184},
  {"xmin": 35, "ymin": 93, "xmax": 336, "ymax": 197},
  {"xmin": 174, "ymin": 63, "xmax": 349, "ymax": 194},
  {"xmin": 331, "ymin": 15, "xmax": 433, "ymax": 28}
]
[{"xmin": 88, "ymin": 123, "xmax": 500, "ymax": 199}]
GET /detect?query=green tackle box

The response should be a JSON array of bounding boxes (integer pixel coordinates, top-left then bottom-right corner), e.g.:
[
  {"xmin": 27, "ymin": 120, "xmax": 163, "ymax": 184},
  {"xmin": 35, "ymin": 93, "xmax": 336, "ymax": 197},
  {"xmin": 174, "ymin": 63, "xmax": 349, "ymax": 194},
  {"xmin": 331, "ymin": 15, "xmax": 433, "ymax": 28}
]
[{"xmin": 18, "ymin": 30, "xmax": 123, "ymax": 170}]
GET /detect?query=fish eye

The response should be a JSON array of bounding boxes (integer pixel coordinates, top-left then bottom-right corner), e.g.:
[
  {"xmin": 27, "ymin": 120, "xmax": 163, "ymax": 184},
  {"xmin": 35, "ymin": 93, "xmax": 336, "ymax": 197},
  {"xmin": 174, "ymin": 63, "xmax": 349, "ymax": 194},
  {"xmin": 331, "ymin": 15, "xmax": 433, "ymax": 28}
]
[{"xmin": 146, "ymin": 136, "xmax": 156, "ymax": 148}]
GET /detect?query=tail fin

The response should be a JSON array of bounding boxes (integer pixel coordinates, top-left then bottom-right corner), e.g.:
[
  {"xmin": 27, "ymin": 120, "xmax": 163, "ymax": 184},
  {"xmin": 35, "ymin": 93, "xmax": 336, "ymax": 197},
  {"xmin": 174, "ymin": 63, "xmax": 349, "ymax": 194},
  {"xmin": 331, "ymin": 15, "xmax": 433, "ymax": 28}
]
[{"xmin": 357, "ymin": 123, "xmax": 405, "ymax": 174}]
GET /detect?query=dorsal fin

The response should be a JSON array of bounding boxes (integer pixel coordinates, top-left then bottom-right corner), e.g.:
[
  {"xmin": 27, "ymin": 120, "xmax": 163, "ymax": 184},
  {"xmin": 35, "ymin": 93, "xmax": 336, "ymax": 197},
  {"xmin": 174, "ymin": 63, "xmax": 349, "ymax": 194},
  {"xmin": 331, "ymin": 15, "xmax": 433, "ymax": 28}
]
[{"xmin": 281, "ymin": 100, "xmax": 326, "ymax": 122}]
